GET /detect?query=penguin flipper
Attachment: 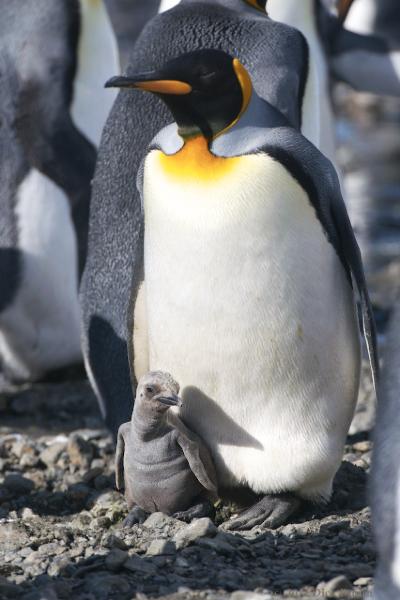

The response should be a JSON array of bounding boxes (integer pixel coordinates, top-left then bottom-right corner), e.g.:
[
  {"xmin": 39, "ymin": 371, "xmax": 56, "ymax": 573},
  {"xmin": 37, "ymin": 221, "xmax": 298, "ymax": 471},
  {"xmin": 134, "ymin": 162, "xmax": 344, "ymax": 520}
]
[
  {"xmin": 317, "ymin": 3, "xmax": 400, "ymax": 98},
  {"xmin": 169, "ymin": 413, "xmax": 218, "ymax": 494},
  {"xmin": 115, "ymin": 422, "xmax": 130, "ymax": 491},
  {"xmin": 259, "ymin": 129, "xmax": 379, "ymax": 392},
  {"xmin": 329, "ymin": 185, "xmax": 380, "ymax": 392}
]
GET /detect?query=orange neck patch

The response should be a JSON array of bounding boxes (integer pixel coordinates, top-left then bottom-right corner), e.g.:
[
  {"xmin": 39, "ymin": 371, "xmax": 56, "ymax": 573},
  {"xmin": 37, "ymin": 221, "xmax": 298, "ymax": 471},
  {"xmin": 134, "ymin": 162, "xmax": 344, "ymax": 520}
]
[{"xmin": 155, "ymin": 136, "xmax": 240, "ymax": 182}]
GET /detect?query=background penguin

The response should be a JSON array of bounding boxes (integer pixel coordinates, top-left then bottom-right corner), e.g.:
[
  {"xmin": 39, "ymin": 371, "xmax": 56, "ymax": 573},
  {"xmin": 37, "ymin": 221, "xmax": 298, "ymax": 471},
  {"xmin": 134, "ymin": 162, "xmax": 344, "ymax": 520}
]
[
  {"xmin": 0, "ymin": 0, "xmax": 118, "ymax": 382},
  {"xmin": 322, "ymin": 0, "xmax": 400, "ymax": 98},
  {"xmin": 370, "ymin": 301, "xmax": 400, "ymax": 599},
  {"xmin": 107, "ymin": 48, "xmax": 378, "ymax": 529},
  {"xmin": 81, "ymin": 0, "xmax": 314, "ymax": 435}
]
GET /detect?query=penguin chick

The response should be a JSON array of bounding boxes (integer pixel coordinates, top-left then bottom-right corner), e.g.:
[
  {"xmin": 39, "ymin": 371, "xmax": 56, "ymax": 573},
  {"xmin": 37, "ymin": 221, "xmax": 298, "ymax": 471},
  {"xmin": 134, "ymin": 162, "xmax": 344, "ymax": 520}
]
[{"xmin": 116, "ymin": 371, "xmax": 218, "ymax": 526}]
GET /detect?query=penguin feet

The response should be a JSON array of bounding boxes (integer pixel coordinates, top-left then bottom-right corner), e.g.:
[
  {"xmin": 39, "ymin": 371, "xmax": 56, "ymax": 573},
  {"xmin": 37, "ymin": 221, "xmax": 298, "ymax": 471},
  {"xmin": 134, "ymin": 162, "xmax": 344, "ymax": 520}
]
[
  {"xmin": 123, "ymin": 506, "xmax": 149, "ymax": 527},
  {"xmin": 222, "ymin": 493, "xmax": 301, "ymax": 531},
  {"xmin": 174, "ymin": 500, "xmax": 215, "ymax": 523}
]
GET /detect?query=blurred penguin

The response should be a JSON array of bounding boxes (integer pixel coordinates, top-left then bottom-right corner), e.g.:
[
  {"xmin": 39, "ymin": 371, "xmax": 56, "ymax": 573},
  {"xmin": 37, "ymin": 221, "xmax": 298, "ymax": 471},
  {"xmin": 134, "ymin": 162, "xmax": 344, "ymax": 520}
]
[
  {"xmin": 371, "ymin": 299, "xmax": 400, "ymax": 599},
  {"xmin": 0, "ymin": 0, "xmax": 118, "ymax": 382}
]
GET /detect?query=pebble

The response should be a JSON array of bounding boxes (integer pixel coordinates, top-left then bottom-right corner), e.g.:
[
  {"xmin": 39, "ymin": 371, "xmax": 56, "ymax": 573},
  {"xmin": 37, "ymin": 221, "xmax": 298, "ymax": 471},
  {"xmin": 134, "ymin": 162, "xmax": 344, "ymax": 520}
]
[
  {"xmin": 105, "ymin": 548, "xmax": 128, "ymax": 571},
  {"xmin": 39, "ymin": 442, "xmax": 67, "ymax": 467},
  {"xmin": 352, "ymin": 441, "xmax": 372, "ymax": 453},
  {"xmin": 322, "ymin": 575, "xmax": 353, "ymax": 593},
  {"xmin": 173, "ymin": 517, "xmax": 217, "ymax": 549},
  {"xmin": 146, "ymin": 539, "xmax": 176, "ymax": 556},
  {"xmin": 354, "ymin": 577, "xmax": 373, "ymax": 586},
  {"xmin": 124, "ymin": 555, "xmax": 157, "ymax": 575},
  {"xmin": 67, "ymin": 434, "xmax": 94, "ymax": 469},
  {"xmin": 143, "ymin": 512, "xmax": 176, "ymax": 529},
  {"xmin": 3, "ymin": 473, "xmax": 35, "ymax": 494}
]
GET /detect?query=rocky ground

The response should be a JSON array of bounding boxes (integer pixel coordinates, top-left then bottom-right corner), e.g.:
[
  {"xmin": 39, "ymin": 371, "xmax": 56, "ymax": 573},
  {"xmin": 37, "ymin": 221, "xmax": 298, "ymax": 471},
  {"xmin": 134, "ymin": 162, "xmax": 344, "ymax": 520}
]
[{"xmin": 0, "ymin": 358, "xmax": 376, "ymax": 600}]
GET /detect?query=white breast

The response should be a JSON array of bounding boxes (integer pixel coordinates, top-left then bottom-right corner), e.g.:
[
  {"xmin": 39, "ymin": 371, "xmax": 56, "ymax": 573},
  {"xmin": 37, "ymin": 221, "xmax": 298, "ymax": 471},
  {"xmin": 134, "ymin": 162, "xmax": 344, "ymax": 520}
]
[
  {"xmin": 0, "ymin": 170, "xmax": 81, "ymax": 380},
  {"xmin": 143, "ymin": 152, "xmax": 360, "ymax": 500}
]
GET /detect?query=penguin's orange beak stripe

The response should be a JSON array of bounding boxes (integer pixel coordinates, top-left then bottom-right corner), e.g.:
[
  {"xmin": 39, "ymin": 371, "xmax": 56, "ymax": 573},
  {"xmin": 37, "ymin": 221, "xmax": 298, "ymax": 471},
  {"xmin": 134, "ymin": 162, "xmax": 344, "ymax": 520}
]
[{"xmin": 134, "ymin": 80, "xmax": 192, "ymax": 95}]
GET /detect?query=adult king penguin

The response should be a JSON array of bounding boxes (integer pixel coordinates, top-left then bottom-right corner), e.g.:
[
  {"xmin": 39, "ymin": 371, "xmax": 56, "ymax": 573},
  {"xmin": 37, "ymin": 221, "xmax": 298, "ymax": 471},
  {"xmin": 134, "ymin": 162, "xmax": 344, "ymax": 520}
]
[
  {"xmin": 106, "ymin": 48, "xmax": 378, "ymax": 529},
  {"xmin": 81, "ymin": 0, "xmax": 315, "ymax": 436},
  {"xmin": 0, "ymin": 0, "xmax": 118, "ymax": 382}
]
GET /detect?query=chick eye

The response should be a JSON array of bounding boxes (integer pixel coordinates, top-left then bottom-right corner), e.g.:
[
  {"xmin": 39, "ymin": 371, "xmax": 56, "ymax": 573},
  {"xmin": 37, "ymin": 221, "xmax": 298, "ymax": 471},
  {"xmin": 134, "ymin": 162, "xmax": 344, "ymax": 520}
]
[{"xmin": 146, "ymin": 386, "xmax": 154, "ymax": 394}]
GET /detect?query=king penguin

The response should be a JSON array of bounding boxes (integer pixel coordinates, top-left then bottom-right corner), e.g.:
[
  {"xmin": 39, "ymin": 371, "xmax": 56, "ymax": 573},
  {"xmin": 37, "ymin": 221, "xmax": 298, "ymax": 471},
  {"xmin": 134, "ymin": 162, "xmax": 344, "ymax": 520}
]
[
  {"xmin": 371, "ymin": 300, "xmax": 400, "ymax": 599},
  {"xmin": 106, "ymin": 48, "xmax": 378, "ymax": 529},
  {"xmin": 0, "ymin": 0, "xmax": 118, "ymax": 382},
  {"xmin": 81, "ymin": 0, "xmax": 315, "ymax": 435}
]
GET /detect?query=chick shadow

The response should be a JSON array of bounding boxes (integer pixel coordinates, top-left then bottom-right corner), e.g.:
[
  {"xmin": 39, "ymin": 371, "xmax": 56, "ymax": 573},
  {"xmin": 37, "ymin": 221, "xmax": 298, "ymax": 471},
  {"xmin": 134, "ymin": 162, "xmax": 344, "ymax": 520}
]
[{"xmin": 180, "ymin": 385, "xmax": 263, "ymax": 451}]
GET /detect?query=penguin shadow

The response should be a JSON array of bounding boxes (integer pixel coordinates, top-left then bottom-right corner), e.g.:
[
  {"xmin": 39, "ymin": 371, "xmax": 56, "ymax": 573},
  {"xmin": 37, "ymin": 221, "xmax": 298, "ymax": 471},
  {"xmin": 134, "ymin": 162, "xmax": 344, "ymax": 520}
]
[{"xmin": 180, "ymin": 385, "xmax": 263, "ymax": 450}]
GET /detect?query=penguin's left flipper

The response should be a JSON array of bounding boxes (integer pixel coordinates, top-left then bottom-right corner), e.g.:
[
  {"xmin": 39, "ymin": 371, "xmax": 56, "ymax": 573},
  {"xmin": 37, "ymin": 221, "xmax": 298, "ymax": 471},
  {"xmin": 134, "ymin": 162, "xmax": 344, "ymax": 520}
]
[
  {"xmin": 330, "ymin": 30, "xmax": 400, "ymax": 98},
  {"xmin": 115, "ymin": 422, "xmax": 130, "ymax": 491},
  {"xmin": 169, "ymin": 413, "xmax": 218, "ymax": 495},
  {"xmin": 261, "ymin": 128, "xmax": 379, "ymax": 392},
  {"xmin": 222, "ymin": 493, "xmax": 301, "ymax": 531}
]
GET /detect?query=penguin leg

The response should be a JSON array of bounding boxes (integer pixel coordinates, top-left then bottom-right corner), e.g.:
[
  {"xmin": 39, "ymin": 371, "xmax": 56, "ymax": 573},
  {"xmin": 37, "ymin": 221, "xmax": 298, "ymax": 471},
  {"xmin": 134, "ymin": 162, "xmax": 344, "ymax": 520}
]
[
  {"xmin": 123, "ymin": 506, "xmax": 149, "ymax": 527},
  {"xmin": 222, "ymin": 493, "xmax": 301, "ymax": 531},
  {"xmin": 174, "ymin": 500, "xmax": 215, "ymax": 523}
]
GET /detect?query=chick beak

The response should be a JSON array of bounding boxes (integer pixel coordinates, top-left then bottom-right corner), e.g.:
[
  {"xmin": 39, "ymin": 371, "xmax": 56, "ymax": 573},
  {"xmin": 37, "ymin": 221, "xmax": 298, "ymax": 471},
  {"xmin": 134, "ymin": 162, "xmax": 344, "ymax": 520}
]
[
  {"xmin": 105, "ymin": 74, "xmax": 192, "ymax": 96},
  {"xmin": 157, "ymin": 393, "xmax": 182, "ymax": 407}
]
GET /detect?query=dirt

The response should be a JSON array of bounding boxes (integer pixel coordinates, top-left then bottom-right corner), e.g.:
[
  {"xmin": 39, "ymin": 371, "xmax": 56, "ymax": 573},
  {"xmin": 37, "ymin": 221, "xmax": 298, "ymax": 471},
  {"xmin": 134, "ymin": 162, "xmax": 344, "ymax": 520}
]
[{"xmin": 0, "ymin": 356, "xmax": 376, "ymax": 600}]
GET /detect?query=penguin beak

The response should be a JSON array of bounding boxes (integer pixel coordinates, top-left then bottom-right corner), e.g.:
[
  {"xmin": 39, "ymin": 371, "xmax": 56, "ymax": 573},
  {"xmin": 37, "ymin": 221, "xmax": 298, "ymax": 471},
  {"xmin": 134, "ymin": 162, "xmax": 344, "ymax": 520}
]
[
  {"xmin": 157, "ymin": 393, "xmax": 183, "ymax": 407},
  {"xmin": 105, "ymin": 74, "xmax": 192, "ymax": 96}
]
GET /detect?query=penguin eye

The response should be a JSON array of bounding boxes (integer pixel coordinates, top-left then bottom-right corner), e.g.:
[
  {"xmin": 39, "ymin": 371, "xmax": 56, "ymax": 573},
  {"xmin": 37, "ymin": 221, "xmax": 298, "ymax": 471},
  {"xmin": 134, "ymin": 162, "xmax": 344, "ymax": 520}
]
[{"xmin": 146, "ymin": 386, "xmax": 155, "ymax": 394}]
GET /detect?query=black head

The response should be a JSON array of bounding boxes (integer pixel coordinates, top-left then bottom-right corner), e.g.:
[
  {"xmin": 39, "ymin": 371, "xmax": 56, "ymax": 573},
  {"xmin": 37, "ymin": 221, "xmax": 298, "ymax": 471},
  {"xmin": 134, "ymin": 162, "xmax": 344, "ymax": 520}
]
[
  {"xmin": 243, "ymin": 0, "xmax": 267, "ymax": 11},
  {"xmin": 105, "ymin": 49, "xmax": 253, "ymax": 141}
]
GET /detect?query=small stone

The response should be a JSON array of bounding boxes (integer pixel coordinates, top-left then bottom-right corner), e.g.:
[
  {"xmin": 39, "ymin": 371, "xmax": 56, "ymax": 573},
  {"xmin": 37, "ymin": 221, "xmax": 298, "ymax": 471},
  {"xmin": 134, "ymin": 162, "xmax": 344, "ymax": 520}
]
[
  {"xmin": 0, "ymin": 576, "xmax": 20, "ymax": 598},
  {"xmin": 39, "ymin": 442, "xmax": 67, "ymax": 467},
  {"xmin": 173, "ymin": 517, "xmax": 217, "ymax": 549},
  {"xmin": 354, "ymin": 577, "xmax": 373, "ymax": 586},
  {"xmin": 94, "ymin": 474, "xmax": 112, "ymax": 490},
  {"xmin": 124, "ymin": 555, "xmax": 157, "ymax": 575},
  {"xmin": 103, "ymin": 534, "xmax": 128, "ymax": 550},
  {"xmin": 353, "ymin": 441, "xmax": 372, "ymax": 453},
  {"xmin": 38, "ymin": 542, "xmax": 64, "ymax": 557},
  {"xmin": 47, "ymin": 556, "xmax": 70, "ymax": 577},
  {"xmin": 20, "ymin": 507, "xmax": 36, "ymax": 520},
  {"xmin": 83, "ymin": 467, "xmax": 103, "ymax": 483},
  {"xmin": 67, "ymin": 434, "xmax": 93, "ymax": 469},
  {"xmin": 323, "ymin": 575, "xmax": 353, "ymax": 593},
  {"xmin": 143, "ymin": 512, "xmax": 175, "ymax": 529},
  {"xmin": 196, "ymin": 532, "xmax": 234, "ymax": 554},
  {"xmin": 105, "ymin": 548, "xmax": 128, "ymax": 571},
  {"xmin": 231, "ymin": 593, "xmax": 272, "ymax": 600},
  {"xmin": 91, "ymin": 490, "xmax": 122, "ymax": 510},
  {"xmin": 280, "ymin": 524, "xmax": 296, "ymax": 537},
  {"xmin": 146, "ymin": 539, "xmax": 176, "ymax": 556},
  {"xmin": 67, "ymin": 482, "xmax": 91, "ymax": 502},
  {"xmin": 3, "ymin": 474, "xmax": 35, "ymax": 494},
  {"xmin": 20, "ymin": 454, "xmax": 40, "ymax": 468}
]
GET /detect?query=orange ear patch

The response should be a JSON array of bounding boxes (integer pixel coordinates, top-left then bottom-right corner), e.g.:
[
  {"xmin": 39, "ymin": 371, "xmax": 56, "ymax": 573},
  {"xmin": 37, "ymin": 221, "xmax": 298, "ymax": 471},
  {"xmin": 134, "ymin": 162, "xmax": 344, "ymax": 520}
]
[{"xmin": 243, "ymin": 0, "xmax": 265, "ymax": 12}]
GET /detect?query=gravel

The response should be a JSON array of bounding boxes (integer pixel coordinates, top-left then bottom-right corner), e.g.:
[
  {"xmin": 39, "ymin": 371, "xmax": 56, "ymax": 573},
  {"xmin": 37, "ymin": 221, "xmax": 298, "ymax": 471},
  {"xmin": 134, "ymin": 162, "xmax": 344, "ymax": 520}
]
[{"xmin": 0, "ymin": 365, "xmax": 376, "ymax": 600}]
